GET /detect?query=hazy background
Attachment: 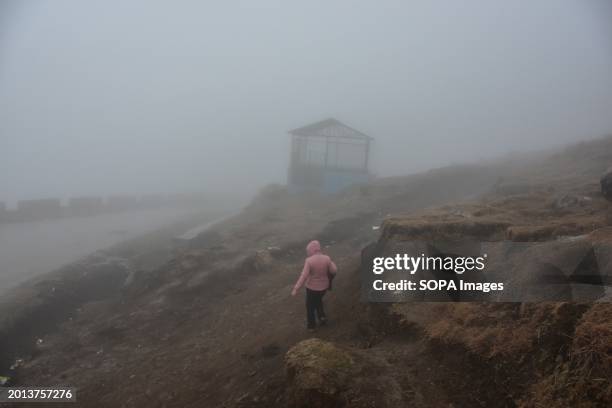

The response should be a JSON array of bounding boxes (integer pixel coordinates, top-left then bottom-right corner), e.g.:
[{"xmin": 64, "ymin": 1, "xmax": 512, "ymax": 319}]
[{"xmin": 1, "ymin": 0, "xmax": 612, "ymax": 205}]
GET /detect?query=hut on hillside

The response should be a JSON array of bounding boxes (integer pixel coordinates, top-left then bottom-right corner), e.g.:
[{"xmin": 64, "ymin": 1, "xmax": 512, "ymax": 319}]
[{"xmin": 287, "ymin": 118, "xmax": 373, "ymax": 193}]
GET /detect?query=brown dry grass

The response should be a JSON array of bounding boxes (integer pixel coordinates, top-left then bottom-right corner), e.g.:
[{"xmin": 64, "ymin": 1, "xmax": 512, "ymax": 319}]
[
  {"xmin": 379, "ymin": 145, "xmax": 612, "ymax": 405},
  {"xmin": 566, "ymin": 304, "xmax": 612, "ymax": 404},
  {"xmin": 422, "ymin": 303, "xmax": 588, "ymax": 358}
]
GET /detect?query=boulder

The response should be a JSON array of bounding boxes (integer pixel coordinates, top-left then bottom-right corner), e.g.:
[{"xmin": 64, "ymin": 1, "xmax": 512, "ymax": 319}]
[
  {"xmin": 285, "ymin": 338, "xmax": 403, "ymax": 408},
  {"xmin": 252, "ymin": 249, "xmax": 274, "ymax": 272},
  {"xmin": 285, "ymin": 339, "xmax": 354, "ymax": 407},
  {"xmin": 600, "ymin": 167, "xmax": 612, "ymax": 201}
]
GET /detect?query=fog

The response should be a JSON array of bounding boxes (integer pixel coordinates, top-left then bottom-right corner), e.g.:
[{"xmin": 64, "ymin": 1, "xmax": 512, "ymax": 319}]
[
  {"xmin": 0, "ymin": 207, "xmax": 204, "ymax": 292},
  {"xmin": 1, "ymin": 0, "xmax": 612, "ymax": 204}
]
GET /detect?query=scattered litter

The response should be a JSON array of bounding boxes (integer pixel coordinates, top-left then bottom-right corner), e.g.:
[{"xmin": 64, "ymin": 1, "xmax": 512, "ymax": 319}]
[
  {"xmin": 372, "ymin": 226, "xmax": 380, "ymax": 231},
  {"xmin": 10, "ymin": 359, "xmax": 24, "ymax": 370},
  {"xmin": 557, "ymin": 234, "xmax": 588, "ymax": 243},
  {"xmin": 236, "ymin": 393, "xmax": 250, "ymax": 403},
  {"xmin": 450, "ymin": 208, "xmax": 470, "ymax": 218},
  {"xmin": 36, "ymin": 338, "xmax": 44, "ymax": 346}
]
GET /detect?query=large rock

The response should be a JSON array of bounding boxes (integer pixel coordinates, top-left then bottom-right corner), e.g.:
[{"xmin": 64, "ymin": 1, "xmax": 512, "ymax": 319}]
[
  {"xmin": 285, "ymin": 339, "xmax": 354, "ymax": 407},
  {"xmin": 600, "ymin": 167, "xmax": 612, "ymax": 201},
  {"xmin": 285, "ymin": 338, "xmax": 402, "ymax": 408}
]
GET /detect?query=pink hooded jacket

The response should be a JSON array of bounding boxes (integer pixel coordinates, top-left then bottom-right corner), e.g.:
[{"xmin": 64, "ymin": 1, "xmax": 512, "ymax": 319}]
[{"xmin": 293, "ymin": 240, "xmax": 337, "ymax": 292}]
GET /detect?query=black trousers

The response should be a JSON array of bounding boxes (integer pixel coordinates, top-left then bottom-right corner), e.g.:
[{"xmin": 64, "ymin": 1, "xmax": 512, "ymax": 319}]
[{"xmin": 306, "ymin": 288, "xmax": 326, "ymax": 329}]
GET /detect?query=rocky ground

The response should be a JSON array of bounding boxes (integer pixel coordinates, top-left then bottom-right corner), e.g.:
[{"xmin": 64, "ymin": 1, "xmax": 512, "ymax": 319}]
[{"xmin": 1, "ymin": 137, "xmax": 611, "ymax": 407}]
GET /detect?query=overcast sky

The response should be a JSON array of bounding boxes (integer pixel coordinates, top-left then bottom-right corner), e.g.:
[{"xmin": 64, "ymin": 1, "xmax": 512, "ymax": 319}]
[{"xmin": 1, "ymin": 0, "xmax": 611, "ymax": 204}]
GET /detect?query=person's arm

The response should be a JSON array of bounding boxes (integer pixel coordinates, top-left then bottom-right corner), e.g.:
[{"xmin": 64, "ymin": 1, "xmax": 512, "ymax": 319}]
[{"xmin": 291, "ymin": 260, "xmax": 310, "ymax": 296}]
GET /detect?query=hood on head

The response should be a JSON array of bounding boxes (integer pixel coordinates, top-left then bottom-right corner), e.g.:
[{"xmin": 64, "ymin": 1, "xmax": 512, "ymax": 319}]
[{"xmin": 306, "ymin": 240, "xmax": 321, "ymax": 256}]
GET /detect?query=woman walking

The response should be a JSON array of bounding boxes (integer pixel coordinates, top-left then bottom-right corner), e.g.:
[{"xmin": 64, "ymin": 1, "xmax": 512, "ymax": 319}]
[{"xmin": 291, "ymin": 240, "xmax": 337, "ymax": 330}]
